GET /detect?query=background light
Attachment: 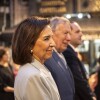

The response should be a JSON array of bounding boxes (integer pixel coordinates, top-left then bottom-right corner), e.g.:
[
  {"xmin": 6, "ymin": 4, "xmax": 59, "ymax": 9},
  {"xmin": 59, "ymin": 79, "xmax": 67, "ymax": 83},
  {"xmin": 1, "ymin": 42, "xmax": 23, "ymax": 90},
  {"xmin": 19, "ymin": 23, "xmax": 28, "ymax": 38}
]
[
  {"xmin": 78, "ymin": 13, "xmax": 83, "ymax": 19},
  {"xmin": 87, "ymin": 14, "xmax": 91, "ymax": 19},
  {"xmin": 63, "ymin": 13, "xmax": 91, "ymax": 19},
  {"xmin": 66, "ymin": 14, "xmax": 71, "ymax": 19}
]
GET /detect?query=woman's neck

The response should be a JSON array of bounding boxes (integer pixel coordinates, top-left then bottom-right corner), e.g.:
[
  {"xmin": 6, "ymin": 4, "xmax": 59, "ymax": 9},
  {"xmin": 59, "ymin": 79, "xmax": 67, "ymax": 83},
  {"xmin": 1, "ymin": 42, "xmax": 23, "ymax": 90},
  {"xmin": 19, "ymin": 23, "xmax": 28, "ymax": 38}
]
[
  {"xmin": 33, "ymin": 55, "xmax": 44, "ymax": 64},
  {"xmin": 0, "ymin": 61, "xmax": 8, "ymax": 67}
]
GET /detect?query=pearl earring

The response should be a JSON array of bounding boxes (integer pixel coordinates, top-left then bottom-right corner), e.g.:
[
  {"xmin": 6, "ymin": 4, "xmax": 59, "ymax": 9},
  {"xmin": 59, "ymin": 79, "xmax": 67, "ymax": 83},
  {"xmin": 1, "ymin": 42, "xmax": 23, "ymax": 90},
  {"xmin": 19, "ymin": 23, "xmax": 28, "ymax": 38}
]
[{"xmin": 31, "ymin": 50, "xmax": 33, "ymax": 53}]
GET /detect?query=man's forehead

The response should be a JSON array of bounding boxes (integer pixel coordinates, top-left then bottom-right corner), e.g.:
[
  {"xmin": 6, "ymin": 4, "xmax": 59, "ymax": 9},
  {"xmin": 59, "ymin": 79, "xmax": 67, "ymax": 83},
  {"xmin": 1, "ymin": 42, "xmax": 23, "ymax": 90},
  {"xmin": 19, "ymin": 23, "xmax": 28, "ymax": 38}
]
[
  {"xmin": 71, "ymin": 22, "xmax": 81, "ymax": 30},
  {"xmin": 56, "ymin": 22, "xmax": 70, "ymax": 30},
  {"xmin": 59, "ymin": 22, "xmax": 70, "ymax": 27}
]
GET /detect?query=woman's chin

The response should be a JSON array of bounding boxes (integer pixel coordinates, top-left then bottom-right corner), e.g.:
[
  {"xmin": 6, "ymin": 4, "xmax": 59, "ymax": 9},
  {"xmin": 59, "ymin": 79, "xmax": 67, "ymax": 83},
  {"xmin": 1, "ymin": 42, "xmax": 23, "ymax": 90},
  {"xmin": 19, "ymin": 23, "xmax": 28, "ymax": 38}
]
[{"xmin": 45, "ymin": 55, "xmax": 52, "ymax": 60}]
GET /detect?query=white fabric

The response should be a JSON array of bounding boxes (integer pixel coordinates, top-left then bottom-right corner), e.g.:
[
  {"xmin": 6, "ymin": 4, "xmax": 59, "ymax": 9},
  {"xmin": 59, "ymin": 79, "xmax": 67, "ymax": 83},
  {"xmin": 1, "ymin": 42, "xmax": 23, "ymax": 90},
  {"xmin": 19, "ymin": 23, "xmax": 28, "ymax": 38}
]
[{"xmin": 14, "ymin": 59, "xmax": 60, "ymax": 100}]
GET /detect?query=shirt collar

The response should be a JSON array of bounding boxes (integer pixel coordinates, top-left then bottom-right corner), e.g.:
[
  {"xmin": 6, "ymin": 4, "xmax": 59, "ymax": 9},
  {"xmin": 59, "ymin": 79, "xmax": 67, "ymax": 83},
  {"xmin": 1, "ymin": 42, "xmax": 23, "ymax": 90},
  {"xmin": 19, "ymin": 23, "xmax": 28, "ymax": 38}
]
[
  {"xmin": 69, "ymin": 44, "xmax": 78, "ymax": 52},
  {"xmin": 53, "ymin": 48, "xmax": 63, "ymax": 55}
]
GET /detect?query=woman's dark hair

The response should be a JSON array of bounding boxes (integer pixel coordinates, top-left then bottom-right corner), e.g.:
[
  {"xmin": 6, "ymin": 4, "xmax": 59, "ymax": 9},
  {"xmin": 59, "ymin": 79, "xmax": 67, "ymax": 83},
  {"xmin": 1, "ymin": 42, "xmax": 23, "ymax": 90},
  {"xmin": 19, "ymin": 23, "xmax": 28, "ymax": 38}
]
[
  {"xmin": 0, "ymin": 49, "xmax": 6, "ymax": 61},
  {"xmin": 12, "ymin": 16, "xmax": 50, "ymax": 65}
]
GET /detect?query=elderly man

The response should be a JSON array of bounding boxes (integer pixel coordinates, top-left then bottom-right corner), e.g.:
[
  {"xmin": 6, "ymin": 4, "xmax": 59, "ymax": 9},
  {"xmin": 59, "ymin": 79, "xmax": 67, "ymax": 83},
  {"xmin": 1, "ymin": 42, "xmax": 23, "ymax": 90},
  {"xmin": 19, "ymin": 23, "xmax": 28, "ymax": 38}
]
[
  {"xmin": 45, "ymin": 17, "xmax": 75, "ymax": 100},
  {"xmin": 63, "ymin": 22, "xmax": 96, "ymax": 100}
]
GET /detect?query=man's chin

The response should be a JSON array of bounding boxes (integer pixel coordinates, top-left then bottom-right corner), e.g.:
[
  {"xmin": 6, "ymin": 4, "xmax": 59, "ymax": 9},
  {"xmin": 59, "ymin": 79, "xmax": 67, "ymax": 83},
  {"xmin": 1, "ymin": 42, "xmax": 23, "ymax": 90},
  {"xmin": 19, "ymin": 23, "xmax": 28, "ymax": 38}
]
[{"xmin": 61, "ymin": 47, "xmax": 67, "ymax": 52}]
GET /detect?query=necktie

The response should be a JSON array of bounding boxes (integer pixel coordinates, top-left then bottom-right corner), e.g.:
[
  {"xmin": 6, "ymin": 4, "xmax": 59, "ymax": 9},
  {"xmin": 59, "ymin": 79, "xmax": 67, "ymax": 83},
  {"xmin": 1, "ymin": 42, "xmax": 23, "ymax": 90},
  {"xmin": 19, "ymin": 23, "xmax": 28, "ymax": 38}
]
[{"xmin": 59, "ymin": 53, "xmax": 67, "ymax": 67}]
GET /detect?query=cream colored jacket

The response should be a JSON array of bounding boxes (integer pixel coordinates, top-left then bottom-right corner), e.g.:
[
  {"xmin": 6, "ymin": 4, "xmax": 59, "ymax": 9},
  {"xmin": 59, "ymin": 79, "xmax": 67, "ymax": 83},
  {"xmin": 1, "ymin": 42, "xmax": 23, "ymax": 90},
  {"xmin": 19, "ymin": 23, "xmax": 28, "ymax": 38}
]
[{"xmin": 14, "ymin": 59, "xmax": 60, "ymax": 100}]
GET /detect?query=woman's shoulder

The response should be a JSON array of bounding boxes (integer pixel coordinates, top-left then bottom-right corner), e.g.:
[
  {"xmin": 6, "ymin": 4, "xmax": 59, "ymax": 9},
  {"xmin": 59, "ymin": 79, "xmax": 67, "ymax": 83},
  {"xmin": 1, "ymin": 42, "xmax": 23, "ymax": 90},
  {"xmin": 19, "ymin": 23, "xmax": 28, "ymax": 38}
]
[{"xmin": 17, "ymin": 63, "xmax": 40, "ymax": 77}]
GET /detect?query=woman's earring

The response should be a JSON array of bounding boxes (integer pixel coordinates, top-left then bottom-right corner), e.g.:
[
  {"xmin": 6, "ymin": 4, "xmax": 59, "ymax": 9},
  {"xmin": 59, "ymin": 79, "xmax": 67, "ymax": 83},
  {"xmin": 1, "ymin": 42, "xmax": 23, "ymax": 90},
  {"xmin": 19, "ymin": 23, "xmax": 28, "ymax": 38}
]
[{"xmin": 31, "ymin": 50, "xmax": 33, "ymax": 54}]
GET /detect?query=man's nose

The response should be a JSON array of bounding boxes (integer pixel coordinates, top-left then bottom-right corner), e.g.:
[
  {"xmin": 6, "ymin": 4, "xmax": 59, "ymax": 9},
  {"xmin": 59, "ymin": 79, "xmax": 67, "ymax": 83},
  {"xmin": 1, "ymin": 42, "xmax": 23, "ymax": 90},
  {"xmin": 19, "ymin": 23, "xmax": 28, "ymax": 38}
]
[
  {"xmin": 66, "ymin": 33, "xmax": 71, "ymax": 41},
  {"xmin": 50, "ymin": 38, "xmax": 56, "ymax": 47}
]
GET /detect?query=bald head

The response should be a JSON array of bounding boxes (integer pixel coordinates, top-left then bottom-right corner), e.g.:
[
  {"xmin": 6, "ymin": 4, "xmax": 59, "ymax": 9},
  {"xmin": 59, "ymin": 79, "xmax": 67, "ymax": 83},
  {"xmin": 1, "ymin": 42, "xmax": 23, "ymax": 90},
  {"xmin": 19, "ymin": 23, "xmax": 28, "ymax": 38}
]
[{"xmin": 71, "ymin": 22, "xmax": 81, "ymax": 31}]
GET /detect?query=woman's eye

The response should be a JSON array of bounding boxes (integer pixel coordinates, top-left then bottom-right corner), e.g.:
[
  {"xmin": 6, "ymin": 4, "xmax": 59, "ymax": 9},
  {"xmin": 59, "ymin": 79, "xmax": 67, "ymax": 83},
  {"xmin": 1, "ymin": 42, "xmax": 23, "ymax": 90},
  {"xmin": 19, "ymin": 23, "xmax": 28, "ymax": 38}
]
[
  {"xmin": 44, "ymin": 36, "xmax": 50, "ymax": 41},
  {"xmin": 64, "ymin": 32, "xmax": 67, "ymax": 34}
]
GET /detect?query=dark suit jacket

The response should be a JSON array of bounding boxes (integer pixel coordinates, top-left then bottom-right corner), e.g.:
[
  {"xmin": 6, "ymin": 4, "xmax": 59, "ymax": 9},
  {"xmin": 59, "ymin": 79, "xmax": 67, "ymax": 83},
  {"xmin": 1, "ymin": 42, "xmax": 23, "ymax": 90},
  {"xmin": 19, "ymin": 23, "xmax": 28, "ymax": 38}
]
[
  {"xmin": 44, "ymin": 51, "xmax": 75, "ymax": 100},
  {"xmin": 63, "ymin": 45, "xmax": 94, "ymax": 100}
]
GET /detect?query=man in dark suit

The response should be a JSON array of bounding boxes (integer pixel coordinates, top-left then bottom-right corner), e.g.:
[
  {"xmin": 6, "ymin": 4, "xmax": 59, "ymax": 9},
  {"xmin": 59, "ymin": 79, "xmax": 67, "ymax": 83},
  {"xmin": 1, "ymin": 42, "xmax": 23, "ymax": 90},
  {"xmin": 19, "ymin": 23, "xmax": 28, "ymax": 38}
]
[
  {"xmin": 45, "ymin": 17, "xmax": 75, "ymax": 100},
  {"xmin": 63, "ymin": 22, "xmax": 96, "ymax": 100}
]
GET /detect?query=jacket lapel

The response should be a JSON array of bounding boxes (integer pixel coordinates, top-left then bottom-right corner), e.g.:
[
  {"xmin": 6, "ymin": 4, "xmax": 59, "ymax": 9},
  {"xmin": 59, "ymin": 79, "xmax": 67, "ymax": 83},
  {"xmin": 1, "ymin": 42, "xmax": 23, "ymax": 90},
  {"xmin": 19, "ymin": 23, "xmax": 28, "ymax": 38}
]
[
  {"xmin": 31, "ymin": 59, "xmax": 51, "ymax": 78},
  {"xmin": 53, "ymin": 51, "xmax": 75, "ymax": 91},
  {"xmin": 68, "ymin": 45, "xmax": 87, "ymax": 79}
]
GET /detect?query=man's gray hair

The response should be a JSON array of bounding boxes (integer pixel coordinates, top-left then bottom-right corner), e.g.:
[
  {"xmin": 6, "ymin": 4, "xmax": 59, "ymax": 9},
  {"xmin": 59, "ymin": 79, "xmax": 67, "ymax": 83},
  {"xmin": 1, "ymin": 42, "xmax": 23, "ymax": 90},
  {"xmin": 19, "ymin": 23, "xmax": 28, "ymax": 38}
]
[{"xmin": 50, "ymin": 16, "xmax": 70, "ymax": 31}]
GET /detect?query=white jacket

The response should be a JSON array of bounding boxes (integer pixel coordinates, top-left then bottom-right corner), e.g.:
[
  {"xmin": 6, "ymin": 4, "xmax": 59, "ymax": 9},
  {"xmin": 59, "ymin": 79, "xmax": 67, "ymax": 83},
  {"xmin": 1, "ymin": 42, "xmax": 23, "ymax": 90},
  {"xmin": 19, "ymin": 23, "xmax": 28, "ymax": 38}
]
[{"xmin": 14, "ymin": 59, "xmax": 60, "ymax": 100}]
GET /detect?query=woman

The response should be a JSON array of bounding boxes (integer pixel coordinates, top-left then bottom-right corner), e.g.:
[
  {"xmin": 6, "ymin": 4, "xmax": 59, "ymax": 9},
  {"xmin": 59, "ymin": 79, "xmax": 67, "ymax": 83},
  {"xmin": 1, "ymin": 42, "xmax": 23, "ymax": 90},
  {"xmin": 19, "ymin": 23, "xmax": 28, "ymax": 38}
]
[
  {"xmin": 12, "ymin": 16, "xmax": 60, "ymax": 100},
  {"xmin": 0, "ymin": 48, "xmax": 14, "ymax": 100}
]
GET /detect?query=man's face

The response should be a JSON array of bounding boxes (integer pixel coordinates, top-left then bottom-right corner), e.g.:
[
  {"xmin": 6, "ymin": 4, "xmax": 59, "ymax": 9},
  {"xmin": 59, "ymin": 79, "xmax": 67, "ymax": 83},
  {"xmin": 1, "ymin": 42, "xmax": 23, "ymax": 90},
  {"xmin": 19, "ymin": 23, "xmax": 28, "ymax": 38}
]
[
  {"xmin": 70, "ymin": 23, "xmax": 83, "ymax": 47},
  {"xmin": 53, "ymin": 22, "xmax": 71, "ymax": 53}
]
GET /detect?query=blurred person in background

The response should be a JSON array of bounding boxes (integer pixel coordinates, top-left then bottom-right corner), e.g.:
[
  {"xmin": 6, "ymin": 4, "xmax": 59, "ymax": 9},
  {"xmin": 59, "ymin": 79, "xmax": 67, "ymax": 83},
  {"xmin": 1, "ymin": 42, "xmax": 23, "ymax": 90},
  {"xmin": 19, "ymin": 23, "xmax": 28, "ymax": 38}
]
[
  {"xmin": 13, "ymin": 63, "xmax": 20, "ymax": 77},
  {"xmin": 45, "ymin": 17, "xmax": 75, "ymax": 100},
  {"xmin": 63, "ymin": 22, "xmax": 96, "ymax": 100},
  {"xmin": 12, "ymin": 16, "xmax": 60, "ymax": 100},
  {"xmin": 89, "ymin": 59, "xmax": 100, "ymax": 100},
  {"xmin": 0, "ymin": 48, "xmax": 14, "ymax": 100},
  {"xmin": 94, "ymin": 57, "xmax": 100, "ymax": 100},
  {"xmin": 91, "ymin": 56, "xmax": 100, "ymax": 68},
  {"xmin": 88, "ymin": 67, "xmax": 99, "ymax": 92}
]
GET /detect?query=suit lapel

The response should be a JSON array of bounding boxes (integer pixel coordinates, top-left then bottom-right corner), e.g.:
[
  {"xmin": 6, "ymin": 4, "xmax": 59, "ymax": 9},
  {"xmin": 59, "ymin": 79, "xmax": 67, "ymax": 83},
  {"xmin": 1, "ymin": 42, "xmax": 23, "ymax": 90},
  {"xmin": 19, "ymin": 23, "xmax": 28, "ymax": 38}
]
[
  {"xmin": 68, "ymin": 45, "xmax": 87, "ymax": 79},
  {"xmin": 52, "ymin": 51, "xmax": 75, "ymax": 91},
  {"xmin": 53, "ymin": 51, "xmax": 67, "ymax": 70}
]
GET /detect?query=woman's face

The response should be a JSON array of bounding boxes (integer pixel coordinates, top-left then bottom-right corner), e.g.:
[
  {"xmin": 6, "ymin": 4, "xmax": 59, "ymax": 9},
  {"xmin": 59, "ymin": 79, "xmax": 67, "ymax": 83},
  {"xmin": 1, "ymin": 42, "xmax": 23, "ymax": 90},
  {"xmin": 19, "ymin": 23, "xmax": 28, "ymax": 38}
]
[
  {"xmin": 32, "ymin": 25, "xmax": 55, "ymax": 63},
  {"xmin": 2, "ymin": 52, "xmax": 9, "ymax": 63}
]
